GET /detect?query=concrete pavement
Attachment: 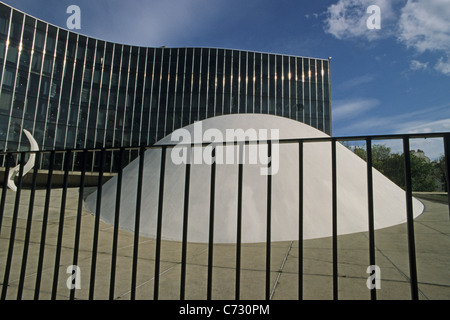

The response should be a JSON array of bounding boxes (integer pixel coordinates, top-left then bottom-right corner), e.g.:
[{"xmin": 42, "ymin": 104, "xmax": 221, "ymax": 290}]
[{"xmin": 0, "ymin": 188, "xmax": 449, "ymax": 299}]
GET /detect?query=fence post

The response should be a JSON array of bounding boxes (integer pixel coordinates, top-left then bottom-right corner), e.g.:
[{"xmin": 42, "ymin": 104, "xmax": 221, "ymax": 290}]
[
  {"xmin": 0, "ymin": 154, "xmax": 12, "ymax": 234},
  {"xmin": 265, "ymin": 141, "xmax": 272, "ymax": 300},
  {"xmin": 298, "ymin": 141, "xmax": 304, "ymax": 300},
  {"xmin": 51, "ymin": 150, "xmax": 72, "ymax": 299},
  {"xmin": 235, "ymin": 142, "xmax": 244, "ymax": 300},
  {"xmin": 109, "ymin": 148, "xmax": 124, "ymax": 300},
  {"xmin": 403, "ymin": 137, "xmax": 419, "ymax": 300},
  {"xmin": 70, "ymin": 150, "xmax": 87, "ymax": 300},
  {"xmin": 154, "ymin": 146, "xmax": 167, "ymax": 300},
  {"xmin": 207, "ymin": 147, "xmax": 217, "ymax": 300},
  {"xmin": 444, "ymin": 134, "xmax": 450, "ymax": 220},
  {"xmin": 17, "ymin": 152, "xmax": 41, "ymax": 300},
  {"xmin": 88, "ymin": 148, "xmax": 106, "ymax": 300},
  {"xmin": 331, "ymin": 139, "xmax": 338, "ymax": 300},
  {"xmin": 1, "ymin": 152, "xmax": 25, "ymax": 300},
  {"xmin": 34, "ymin": 151, "xmax": 55, "ymax": 300},
  {"xmin": 366, "ymin": 138, "xmax": 377, "ymax": 300},
  {"xmin": 180, "ymin": 145, "xmax": 192, "ymax": 300},
  {"xmin": 131, "ymin": 146, "xmax": 146, "ymax": 299}
]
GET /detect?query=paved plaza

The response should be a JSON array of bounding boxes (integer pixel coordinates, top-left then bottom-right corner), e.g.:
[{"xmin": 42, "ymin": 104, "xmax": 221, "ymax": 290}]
[{"xmin": 0, "ymin": 187, "xmax": 449, "ymax": 300}]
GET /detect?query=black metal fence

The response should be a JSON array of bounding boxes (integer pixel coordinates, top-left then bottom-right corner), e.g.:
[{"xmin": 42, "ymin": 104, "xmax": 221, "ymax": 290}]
[{"xmin": 1, "ymin": 132, "xmax": 449, "ymax": 300}]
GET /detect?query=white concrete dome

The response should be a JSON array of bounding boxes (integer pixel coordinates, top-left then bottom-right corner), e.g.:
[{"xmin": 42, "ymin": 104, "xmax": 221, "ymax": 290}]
[{"xmin": 84, "ymin": 114, "xmax": 424, "ymax": 243}]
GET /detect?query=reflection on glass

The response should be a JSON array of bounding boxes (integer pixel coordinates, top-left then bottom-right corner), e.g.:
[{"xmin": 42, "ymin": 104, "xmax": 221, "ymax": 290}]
[{"xmin": 0, "ymin": 2, "xmax": 332, "ymax": 170}]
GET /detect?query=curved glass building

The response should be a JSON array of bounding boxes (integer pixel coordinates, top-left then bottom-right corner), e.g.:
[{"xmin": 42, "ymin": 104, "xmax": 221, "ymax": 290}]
[{"xmin": 0, "ymin": 2, "xmax": 331, "ymax": 171}]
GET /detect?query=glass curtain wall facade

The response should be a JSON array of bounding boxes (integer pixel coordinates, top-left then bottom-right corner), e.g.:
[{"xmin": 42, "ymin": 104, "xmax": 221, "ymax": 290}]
[{"xmin": 0, "ymin": 3, "xmax": 331, "ymax": 171}]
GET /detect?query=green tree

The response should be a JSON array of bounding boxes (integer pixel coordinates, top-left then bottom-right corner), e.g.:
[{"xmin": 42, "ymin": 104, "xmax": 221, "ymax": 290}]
[
  {"xmin": 382, "ymin": 153, "xmax": 404, "ymax": 188},
  {"xmin": 353, "ymin": 144, "xmax": 391, "ymax": 166},
  {"xmin": 353, "ymin": 144, "xmax": 437, "ymax": 191},
  {"xmin": 410, "ymin": 153, "xmax": 437, "ymax": 191},
  {"xmin": 432, "ymin": 155, "xmax": 448, "ymax": 192}
]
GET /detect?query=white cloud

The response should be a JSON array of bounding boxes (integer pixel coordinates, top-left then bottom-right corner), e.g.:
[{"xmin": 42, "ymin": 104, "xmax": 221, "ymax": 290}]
[
  {"xmin": 333, "ymin": 98, "xmax": 379, "ymax": 121},
  {"xmin": 382, "ymin": 118, "xmax": 450, "ymax": 160},
  {"xmin": 409, "ymin": 59, "xmax": 428, "ymax": 71},
  {"xmin": 86, "ymin": 0, "xmax": 227, "ymax": 47},
  {"xmin": 305, "ymin": 13, "xmax": 319, "ymax": 19},
  {"xmin": 335, "ymin": 102, "xmax": 450, "ymax": 134},
  {"xmin": 434, "ymin": 56, "xmax": 450, "ymax": 75},
  {"xmin": 379, "ymin": 137, "xmax": 445, "ymax": 161},
  {"xmin": 324, "ymin": 0, "xmax": 450, "ymax": 76},
  {"xmin": 396, "ymin": 118, "xmax": 450, "ymax": 134},
  {"xmin": 337, "ymin": 74, "xmax": 375, "ymax": 91},
  {"xmin": 338, "ymin": 116, "xmax": 450, "ymax": 160},
  {"xmin": 398, "ymin": 0, "xmax": 450, "ymax": 76},
  {"xmin": 324, "ymin": 0, "xmax": 397, "ymax": 40},
  {"xmin": 398, "ymin": 0, "xmax": 450, "ymax": 53}
]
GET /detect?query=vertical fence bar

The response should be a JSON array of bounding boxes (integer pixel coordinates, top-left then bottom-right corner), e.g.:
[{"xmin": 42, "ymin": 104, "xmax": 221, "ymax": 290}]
[
  {"xmin": 109, "ymin": 148, "xmax": 124, "ymax": 300},
  {"xmin": 444, "ymin": 134, "xmax": 450, "ymax": 219},
  {"xmin": 180, "ymin": 145, "xmax": 192, "ymax": 300},
  {"xmin": 403, "ymin": 137, "xmax": 419, "ymax": 300},
  {"xmin": 366, "ymin": 138, "xmax": 377, "ymax": 300},
  {"xmin": 207, "ymin": 147, "xmax": 217, "ymax": 300},
  {"xmin": 265, "ymin": 141, "xmax": 272, "ymax": 300},
  {"xmin": 298, "ymin": 141, "xmax": 303, "ymax": 300},
  {"xmin": 131, "ymin": 146, "xmax": 145, "ymax": 300},
  {"xmin": 34, "ymin": 151, "xmax": 55, "ymax": 300},
  {"xmin": 1, "ymin": 152, "xmax": 25, "ymax": 300},
  {"xmin": 17, "ymin": 152, "xmax": 40, "ymax": 300},
  {"xmin": 331, "ymin": 139, "xmax": 338, "ymax": 300},
  {"xmin": 235, "ymin": 142, "xmax": 244, "ymax": 300},
  {"xmin": 51, "ymin": 150, "xmax": 71, "ymax": 299},
  {"xmin": 154, "ymin": 146, "xmax": 167, "ymax": 300},
  {"xmin": 70, "ymin": 150, "xmax": 87, "ymax": 300},
  {"xmin": 0, "ymin": 154, "xmax": 11, "ymax": 233},
  {"xmin": 89, "ymin": 148, "xmax": 105, "ymax": 300}
]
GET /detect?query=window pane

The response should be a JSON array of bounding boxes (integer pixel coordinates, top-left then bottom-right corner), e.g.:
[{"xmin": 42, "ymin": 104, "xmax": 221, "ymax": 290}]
[
  {"xmin": 6, "ymin": 44, "xmax": 18, "ymax": 65},
  {"xmin": 46, "ymin": 26, "xmax": 57, "ymax": 54},
  {"xmin": 34, "ymin": 23, "xmax": 45, "ymax": 51},
  {"xmin": 9, "ymin": 11, "xmax": 23, "ymax": 44},
  {"xmin": 19, "ymin": 48, "xmax": 31, "ymax": 70},
  {"xmin": 0, "ymin": 90, "xmax": 12, "ymax": 115},
  {"xmin": 39, "ymin": 76, "xmax": 51, "ymax": 98},
  {"xmin": 67, "ymin": 32, "xmax": 77, "ymax": 59},
  {"xmin": 0, "ymin": 41, "xmax": 5, "ymax": 66},
  {"xmin": 24, "ymin": 96, "xmax": 36, "ymax": 120},
  {"xmin": 31, "ymin": 51, "xmax": 42, "ymax": 73},
  {"xmin": 77, "ymin": 36, "xmax": 86, "ymax": 62},
  {"xmin": 0, "ymin": 114, "xmax": 9, "ymax": 141},
  {"xmin": 12, "ymin": 93, "xmax": 25, "ymax": 118},
  {"xmin": 22, "ymin": 16, "xmax": 35, "ymax": 49},
  {"xmin": 42, "ymin": 54, "xmax": 53, "ymax": 75},
  {"xmin": 2, "ymin": 66, "xmax": 15, "ymax": 88},
  {"xmin": 0, "ymin": 4, "xmax": 11, "ymax": 37},
  {"xmin": 15, "ymin": 70, "xmax": 28, "ymax": 94},
  {"xmin": 36, "ymin": 99, "xmax": 48, "ymax": 122},
  {"xmin": 56, "ymin": 29, "xmax": 67, "ymax": 55},
  {"xmin": 8, "ymin": 117, "xmax": 22, "ymax": 142}
]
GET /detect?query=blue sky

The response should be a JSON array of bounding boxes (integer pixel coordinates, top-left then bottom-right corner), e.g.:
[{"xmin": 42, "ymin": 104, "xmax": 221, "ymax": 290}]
[{"xmin": 3, "ymin": 0, "xmax": 450, "ymax": 158}]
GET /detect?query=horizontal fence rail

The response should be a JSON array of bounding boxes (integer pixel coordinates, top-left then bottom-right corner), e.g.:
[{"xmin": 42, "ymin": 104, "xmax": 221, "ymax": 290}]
[{"xmin": 0, "ymin": 132, "xmax": 449, "ymax": 300}]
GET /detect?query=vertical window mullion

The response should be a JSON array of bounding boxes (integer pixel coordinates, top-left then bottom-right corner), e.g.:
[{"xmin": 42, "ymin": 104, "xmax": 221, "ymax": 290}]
[
  {"xmin": 53, "ymin": 30, "xmax": 69, "ymax": 151},
  {"xmin": 103, "ymin": 42, "xmax": 115, "ymax": 152},
  {"xmin": 146, "ymin": 48, "xmax": 156, "ymax": 144},
  {"xmin": 6, "ymin": 12, "xmax": 25, "ymax": 150},
  {"xmin": 139, "ymin": 47, "xmax": 148, "ymax": 145},
  {"xmin": 111, "ymin": 44, "xmax": 123, "ymax": 149}
]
